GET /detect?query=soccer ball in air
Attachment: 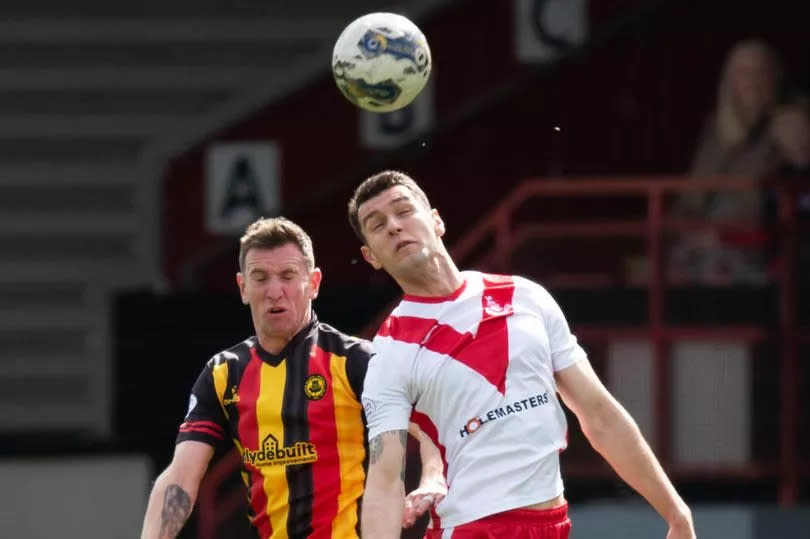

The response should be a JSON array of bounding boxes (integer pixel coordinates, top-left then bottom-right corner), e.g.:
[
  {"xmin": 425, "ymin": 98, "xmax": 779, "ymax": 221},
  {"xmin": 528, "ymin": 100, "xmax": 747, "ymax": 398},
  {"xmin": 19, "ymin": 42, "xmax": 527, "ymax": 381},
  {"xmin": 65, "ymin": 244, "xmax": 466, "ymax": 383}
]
[{"xmin": 332, "ymin": 12, "xmax": 432, "ymax": 113}]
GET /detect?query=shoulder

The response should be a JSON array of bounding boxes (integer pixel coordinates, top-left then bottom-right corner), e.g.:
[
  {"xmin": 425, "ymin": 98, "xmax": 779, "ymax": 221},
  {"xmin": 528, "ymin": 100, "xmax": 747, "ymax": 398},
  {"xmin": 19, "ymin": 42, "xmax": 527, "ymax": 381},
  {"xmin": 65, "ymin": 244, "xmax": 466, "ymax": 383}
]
[
  {"xmin": 474, "ymin": 271, "xmax": 544, "ymax": 296},
  {"xmin": 510, "ymin": 275, "xmax": 566, "ymax": 317},
  {"xmin": 315, "ymin": 321, "xmax": 373, "ymax": 360},
  {"xmin": 205, "ymin": 337, "xmax": 256, "ymax": 369},
  {"xmin": 511, "ymin": 275, "xmax": 551, "ymax": 301},
  {"xmin": 374, "ymin": 299, "xmax": 434, "ymax": 345},
  {"xmin": 509, "ymin": 273, "xmax": 543, "ymax": 290}
]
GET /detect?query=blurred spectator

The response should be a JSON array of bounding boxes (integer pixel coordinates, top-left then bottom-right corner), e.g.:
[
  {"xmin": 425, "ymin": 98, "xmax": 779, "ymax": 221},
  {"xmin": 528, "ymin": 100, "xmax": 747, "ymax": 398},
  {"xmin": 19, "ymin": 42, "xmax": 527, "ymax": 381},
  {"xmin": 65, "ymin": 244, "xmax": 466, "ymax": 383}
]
[{"xmin": 668, "ymin": 40, "xmax": 810, "ymax": 284}]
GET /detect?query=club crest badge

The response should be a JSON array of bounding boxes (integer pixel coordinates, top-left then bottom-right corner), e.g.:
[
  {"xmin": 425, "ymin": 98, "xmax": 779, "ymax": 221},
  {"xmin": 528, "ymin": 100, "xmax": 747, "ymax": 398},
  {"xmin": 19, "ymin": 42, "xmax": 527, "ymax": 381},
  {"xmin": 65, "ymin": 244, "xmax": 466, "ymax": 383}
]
[{"xmin": 304, "ymin": 374, "xmax": 327, "ymax": 400}]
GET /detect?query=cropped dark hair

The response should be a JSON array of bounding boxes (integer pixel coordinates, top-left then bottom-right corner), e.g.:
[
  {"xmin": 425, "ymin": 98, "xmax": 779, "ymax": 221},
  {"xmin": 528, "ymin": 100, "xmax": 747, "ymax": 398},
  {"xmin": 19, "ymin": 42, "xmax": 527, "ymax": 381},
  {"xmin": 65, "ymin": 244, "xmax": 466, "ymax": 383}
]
[{"xmin": 347, "ymin": 170, "xmax": 430, "ymax": 242}]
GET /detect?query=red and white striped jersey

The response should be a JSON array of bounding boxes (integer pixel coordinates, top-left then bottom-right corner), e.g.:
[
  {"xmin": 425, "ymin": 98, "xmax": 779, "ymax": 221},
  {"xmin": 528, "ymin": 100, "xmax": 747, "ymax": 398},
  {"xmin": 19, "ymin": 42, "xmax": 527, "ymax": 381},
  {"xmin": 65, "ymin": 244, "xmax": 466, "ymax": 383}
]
[{"xmin": 362, "ymin": 271, "xmax": 587, "ymax": 528}]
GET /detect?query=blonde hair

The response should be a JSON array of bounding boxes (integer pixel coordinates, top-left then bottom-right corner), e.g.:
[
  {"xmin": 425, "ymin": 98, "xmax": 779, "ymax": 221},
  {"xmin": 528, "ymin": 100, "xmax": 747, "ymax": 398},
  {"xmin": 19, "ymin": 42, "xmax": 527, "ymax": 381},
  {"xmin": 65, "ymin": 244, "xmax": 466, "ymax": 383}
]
[{"xmin": 714, "ymin": 40, "xmax": 783, "ymax": 146}]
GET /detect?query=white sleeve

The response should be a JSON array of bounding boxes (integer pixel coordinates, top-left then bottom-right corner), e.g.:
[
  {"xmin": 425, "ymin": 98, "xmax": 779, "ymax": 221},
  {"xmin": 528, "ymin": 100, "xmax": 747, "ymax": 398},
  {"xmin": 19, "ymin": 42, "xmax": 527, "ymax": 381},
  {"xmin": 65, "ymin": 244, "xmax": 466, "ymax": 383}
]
[
  {"xmin": 361, "ymin": 335, "xmax": 416, "ymax": 440},
  {"xmin": 543, "ymin": 289, "xmax": 587, "ymax": 372},
  {"xmin": 519, "ymin": 277, "xmax": 588, "ymax": 372}
]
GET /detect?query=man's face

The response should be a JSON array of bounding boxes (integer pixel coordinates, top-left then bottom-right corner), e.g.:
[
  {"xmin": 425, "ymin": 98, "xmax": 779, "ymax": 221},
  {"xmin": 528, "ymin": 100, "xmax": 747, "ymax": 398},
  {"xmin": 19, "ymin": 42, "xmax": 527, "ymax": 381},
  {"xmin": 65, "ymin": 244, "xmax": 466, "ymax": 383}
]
[
  {"xmin": 236, "ymin": 243, "xmax": 321, "ymax": 352},
  {"xmin": 357, "ymin": 185, "xmax": 445, "ymax": 275}
]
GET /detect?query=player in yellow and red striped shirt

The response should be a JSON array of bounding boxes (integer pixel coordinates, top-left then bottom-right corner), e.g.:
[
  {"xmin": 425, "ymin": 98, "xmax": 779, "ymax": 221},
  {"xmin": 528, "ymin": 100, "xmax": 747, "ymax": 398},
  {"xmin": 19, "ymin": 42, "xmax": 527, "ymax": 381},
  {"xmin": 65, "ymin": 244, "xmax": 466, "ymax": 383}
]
[{"xmin": 140, "ymin": 217, "xmax": 446, "ymax": 539}]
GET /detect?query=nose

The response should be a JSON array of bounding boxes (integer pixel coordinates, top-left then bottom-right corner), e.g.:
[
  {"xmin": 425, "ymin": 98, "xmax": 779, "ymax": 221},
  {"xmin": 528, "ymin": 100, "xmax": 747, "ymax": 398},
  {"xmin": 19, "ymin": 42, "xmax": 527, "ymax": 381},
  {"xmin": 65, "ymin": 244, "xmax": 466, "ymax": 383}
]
[
  {"xmin": 386, "ymin": 216, "xmax": 403, "ymax": 235},
  {"xmin": 265, "ymin": 279, "xmax": 284, "ymax": 299}
]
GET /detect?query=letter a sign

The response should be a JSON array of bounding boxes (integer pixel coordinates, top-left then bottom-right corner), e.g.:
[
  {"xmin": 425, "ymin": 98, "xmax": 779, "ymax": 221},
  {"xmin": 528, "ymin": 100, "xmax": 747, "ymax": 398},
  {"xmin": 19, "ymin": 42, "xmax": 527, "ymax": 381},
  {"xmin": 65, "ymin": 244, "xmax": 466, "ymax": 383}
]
[{"xmin": 206, "ymin": 142, "xmax": 281, "ymax": 235}]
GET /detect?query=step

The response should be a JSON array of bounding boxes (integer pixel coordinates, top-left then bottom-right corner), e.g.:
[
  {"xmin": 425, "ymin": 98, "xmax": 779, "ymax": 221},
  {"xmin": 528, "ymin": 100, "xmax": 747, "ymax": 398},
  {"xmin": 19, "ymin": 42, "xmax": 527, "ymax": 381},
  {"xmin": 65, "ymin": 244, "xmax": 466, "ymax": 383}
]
[
  {"xmin": 0, "ymin": 67, "xmax": 275, "ymax": 90},
  {"xmin": 0, "ymin": 88, "xmax": 229, "ymax": 115},
  {"xmin": 0, "ymin": 402, "xmax": 104, "ymax": 432},
  {"xmin": 0, "ymin": 137, "xmax": 143, "ymax": 163},
  {"xmin": 0, "ymin": 185, "xmax": 134, "ymax": 212},
  {"xmin": 0, "ymin": 309, "xmax": 91, "ymax": 330},
  {"xmin": 0, "ymin": 347, "xmax": 110, "ymax": 433},
  {"xmin": 0, "ymin": 260, "xmax": 141, "ymax": 281},
  {"xmin": 0, "ymin": 114, "xmax": 192, "ymax": 138},
  {"xmin": 0, "ymin": 18, "xmax": 343, "ymax": 43},
  {"xmin": 0, "ymin": 384, "xmax": 111, "ymax": 434},
  {"xmin": 0, "ymin": 311, "xmax": 91, "ymax": 331},
  {"xmin": 0, "ymin": 281, "xmax": 87, "ymax": 310},
  {"xmin": 0, "ymin": 235, "xmax": 136, "ymax": 262},
  {"xmin": 0, "ymin": 0, "xmax": 387, "ymax": 19},
  {"xmin": 0, "ymin": 213, "xmax": 138, "ymax": 235},
  {"xmin": 1, "ymin": 354, "xmax": 92, "ymax": 377},
  {"xmin": 0, "ymin": 41, "xmax": 321, "ymax": 69},
  {"xmin": 0, "ymin": 327, "xmax": 88, "ymax": 356},
  {"xmin": 0, "ymin": 163, "xmax": 137, "ymax": 186}
]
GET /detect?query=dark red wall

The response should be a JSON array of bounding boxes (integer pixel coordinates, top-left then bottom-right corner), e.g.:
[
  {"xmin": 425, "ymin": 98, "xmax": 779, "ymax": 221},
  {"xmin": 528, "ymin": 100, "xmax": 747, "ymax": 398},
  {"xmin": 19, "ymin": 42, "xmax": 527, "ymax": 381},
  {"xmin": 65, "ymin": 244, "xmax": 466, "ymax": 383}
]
[{"xmin": 163, "ymin": 0, "xmax": 809, "ymax": 290}]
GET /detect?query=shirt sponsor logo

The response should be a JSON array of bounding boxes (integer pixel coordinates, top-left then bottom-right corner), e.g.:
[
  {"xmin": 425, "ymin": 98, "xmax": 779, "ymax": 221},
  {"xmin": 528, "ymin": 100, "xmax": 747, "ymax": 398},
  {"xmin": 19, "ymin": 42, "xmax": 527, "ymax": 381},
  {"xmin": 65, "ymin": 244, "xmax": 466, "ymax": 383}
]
[
  {"xmin": 241, "ymin": 433, "xmax": 318, "ymax": 467},
  {"xmin": 459, "ymin": 392, "xmax": 550, "ymax": 438},
  {"xmin": 222, "ymin": 386, "xmax": 241, "ymax": 406}
]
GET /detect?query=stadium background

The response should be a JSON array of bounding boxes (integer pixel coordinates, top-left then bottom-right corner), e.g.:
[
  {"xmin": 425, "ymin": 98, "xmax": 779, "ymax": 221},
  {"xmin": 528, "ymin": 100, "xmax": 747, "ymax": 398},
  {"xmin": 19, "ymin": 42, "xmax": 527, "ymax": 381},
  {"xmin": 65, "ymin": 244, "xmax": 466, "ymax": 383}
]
[{"xmin": 0, "ymin": 0, "xmax": 808, "ymax": 537}]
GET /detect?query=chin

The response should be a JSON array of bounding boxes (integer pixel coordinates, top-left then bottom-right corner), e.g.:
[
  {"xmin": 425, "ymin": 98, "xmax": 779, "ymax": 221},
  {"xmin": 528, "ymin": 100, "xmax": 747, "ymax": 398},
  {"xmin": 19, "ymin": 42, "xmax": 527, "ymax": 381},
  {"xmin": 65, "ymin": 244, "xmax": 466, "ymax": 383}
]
[{"xmin": 412, "ymin": 250, "xmax": 435, "ymax": 266}]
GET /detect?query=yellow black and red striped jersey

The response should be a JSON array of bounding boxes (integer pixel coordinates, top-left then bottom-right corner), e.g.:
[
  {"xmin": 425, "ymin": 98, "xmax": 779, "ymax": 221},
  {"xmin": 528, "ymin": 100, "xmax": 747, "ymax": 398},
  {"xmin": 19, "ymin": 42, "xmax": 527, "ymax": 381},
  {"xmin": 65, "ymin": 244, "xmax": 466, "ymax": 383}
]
[{"xmin": 177, "ymin": 314, "xmax": 370, "ymax": 538}]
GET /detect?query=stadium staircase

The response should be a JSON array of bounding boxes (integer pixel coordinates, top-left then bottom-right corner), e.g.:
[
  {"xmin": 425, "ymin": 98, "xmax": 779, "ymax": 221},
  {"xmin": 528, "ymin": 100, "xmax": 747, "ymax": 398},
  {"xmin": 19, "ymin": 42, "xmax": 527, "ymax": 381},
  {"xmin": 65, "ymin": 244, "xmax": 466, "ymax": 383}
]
[{"xmin": 0, "ymin": 0, "xmax": 447, "ymax": 437}]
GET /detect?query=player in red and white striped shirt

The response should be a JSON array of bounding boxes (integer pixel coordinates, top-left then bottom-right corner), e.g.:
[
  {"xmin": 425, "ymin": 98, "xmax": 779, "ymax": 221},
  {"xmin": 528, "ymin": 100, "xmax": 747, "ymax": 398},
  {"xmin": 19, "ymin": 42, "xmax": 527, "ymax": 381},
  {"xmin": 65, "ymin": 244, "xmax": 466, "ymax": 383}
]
[{"xmin": 347, "ymin": 171, "xmax": 696, "ymax": 539}]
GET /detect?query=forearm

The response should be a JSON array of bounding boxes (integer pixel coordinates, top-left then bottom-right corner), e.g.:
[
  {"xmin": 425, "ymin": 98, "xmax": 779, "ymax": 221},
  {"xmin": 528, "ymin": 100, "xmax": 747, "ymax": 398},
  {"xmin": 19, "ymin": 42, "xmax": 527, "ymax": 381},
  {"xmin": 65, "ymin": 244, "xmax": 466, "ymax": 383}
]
[
  {"xmin": 410, "ymin": 425, "xmax": 445, "ymax": 488},
  {"xmin": 361, "ymin": 430, "xmax": 408, "ymax": 538},
  {"xmin": 362, "ymin": 470, "xmax": 406, "ymax": 538},
  {"xmin": 583, "ymin": 400, "xmax": 690, "ymax": 524},
  {"xmin": 418, "ymin": 450, "xmax": 445, "ymax": 489},
  {"xmin": 141, "ymin": 470, "xmax": 197, "ymax": 539}
]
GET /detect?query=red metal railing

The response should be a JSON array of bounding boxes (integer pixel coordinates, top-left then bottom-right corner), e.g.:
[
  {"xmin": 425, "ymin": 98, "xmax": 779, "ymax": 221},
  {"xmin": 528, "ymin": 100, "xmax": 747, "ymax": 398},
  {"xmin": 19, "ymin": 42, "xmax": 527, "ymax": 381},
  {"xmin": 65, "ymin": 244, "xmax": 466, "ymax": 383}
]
[
  {"xmin": 450, "ymin": 176, "xmax": 805, "ymax": 504},
  {"xmin": 196, "ymin": 176, "xmax": 807, "ymax": 538}
]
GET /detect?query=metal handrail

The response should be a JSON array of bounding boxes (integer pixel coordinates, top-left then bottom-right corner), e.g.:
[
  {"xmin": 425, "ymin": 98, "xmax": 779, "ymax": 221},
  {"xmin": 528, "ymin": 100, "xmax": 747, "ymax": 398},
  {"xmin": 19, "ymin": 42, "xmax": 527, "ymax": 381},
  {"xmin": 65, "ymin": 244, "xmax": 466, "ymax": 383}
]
[{"xmin": 444, "ymin": 175, "xmax": 802, "ymax": 504}]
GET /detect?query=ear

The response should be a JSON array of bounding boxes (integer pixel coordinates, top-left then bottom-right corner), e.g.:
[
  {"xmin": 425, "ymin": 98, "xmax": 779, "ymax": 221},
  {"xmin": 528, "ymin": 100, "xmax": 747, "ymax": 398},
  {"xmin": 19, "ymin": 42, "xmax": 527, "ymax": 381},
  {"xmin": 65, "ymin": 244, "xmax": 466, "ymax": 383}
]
[
  {"xmin": 236, "ymin": 272, "xmax": 248, "ymax": 305},
  {"xmin": 360, "ymin": 245, "xmax": 382, "ymax": 270},
  {"xmin": 432, "ymin": 208, "xmax": 446, "ymax": 238},
  {"xmin": 308, "ymin": 267, "xmax": 323, "ymax": 299}
]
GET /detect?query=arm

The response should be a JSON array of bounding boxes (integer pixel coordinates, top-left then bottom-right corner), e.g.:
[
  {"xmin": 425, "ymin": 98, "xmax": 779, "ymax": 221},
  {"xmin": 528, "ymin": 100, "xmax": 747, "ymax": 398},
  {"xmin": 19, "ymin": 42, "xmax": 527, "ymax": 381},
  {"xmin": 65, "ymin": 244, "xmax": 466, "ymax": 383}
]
[
  {"xmin": 410, "ymin": 422, "xmax": 446, "ymax": 491},
  {"xmin": 361, "ymin": 429, "xmax": 408, "ymax": 539},
  {"xmin": 555, "ymin": 360, "xmax": 695, "ymax": 539},
  {"xmin": 402, "ymin": 422, "xmax": 447, "ymax": 528},
  {"xmin": 771, "ymin": 104, "xmax": 810, "ymax": 168},
  {"xmin": 141, "ymin": 441, "xmax": 215, "ymax": 539}
]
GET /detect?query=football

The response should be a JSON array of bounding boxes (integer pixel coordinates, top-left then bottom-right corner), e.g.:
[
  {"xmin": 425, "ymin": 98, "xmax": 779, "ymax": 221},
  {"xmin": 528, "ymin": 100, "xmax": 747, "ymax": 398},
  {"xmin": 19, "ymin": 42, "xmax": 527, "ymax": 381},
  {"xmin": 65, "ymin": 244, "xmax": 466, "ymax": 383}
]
[{"xmin": 332, "ymin": 12, "xmax": 432, "ymax": 112}]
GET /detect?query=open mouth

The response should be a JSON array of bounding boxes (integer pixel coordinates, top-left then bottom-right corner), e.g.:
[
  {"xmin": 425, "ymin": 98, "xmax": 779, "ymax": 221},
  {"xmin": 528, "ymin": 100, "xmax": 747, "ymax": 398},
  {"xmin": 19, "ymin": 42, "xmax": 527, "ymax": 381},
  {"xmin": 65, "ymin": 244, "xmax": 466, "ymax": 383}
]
[
  {"xmin": 268, "ymin": 307, "xmax": 287, "ymax": 314},
  {"xmin": 395, "ymin": 240, "xmax": 415, "ymax": 251}
]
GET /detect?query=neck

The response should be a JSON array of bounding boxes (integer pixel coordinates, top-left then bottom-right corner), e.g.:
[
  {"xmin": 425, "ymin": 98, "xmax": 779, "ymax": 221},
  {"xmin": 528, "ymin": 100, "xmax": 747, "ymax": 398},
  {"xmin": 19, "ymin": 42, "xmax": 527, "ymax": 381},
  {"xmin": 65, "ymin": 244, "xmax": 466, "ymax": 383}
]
[
  {"xmin": 257, "ymin": 335, "xmax": 289, "ymax": 355},
  {"xmin": 256, "ymin": 310, "xmax": 311, "ymax": 355},
  {"xmin": 396, "ymin": 250, "xmax": 464, "ymax": 298}
]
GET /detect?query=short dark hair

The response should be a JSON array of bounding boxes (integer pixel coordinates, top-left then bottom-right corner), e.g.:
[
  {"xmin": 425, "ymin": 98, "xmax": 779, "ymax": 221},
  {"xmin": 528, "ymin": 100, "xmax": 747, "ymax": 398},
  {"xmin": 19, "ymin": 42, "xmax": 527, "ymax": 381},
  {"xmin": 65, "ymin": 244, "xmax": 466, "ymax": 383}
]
[
  {"xmin": 238, "ymin": 217, "xmax": 315, "ymax": 271},
  {"xmin": 347, "ymin": 170, "xmax": 431, "ymax": 242}
]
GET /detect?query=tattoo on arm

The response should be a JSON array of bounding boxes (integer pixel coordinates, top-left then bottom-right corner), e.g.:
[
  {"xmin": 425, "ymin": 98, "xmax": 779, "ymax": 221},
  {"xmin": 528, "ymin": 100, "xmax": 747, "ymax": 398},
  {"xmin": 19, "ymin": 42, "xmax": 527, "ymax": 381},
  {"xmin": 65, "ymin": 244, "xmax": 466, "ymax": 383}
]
[
  {"xmin": 369, "ymin": 430, "xmax": 408, "ymax": 483},
  {"xmin": 159, "ymin": 484, "xmax": 191, "ymax": 538},
  {"xmin": 369, "ymin": 433, "xmax": 384, "ymax": 464},
  {"xmin": 399, "ymin": 430, "xmax": 407, "ymax": 483}
]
